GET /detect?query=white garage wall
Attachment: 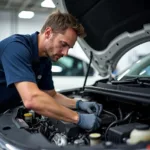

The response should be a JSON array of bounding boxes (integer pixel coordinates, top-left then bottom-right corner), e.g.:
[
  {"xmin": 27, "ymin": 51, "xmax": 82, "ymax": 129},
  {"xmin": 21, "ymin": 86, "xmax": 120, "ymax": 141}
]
[
  {"xmin": 0, "ymin": 10, "xmax": 49, "ymax": 40},
  {"xmin": 0, "ymin": 11, "xmax": 12, "ymax": 40},
  {"xmin": 18, "ymin": 12, "xmax": 49, "ymax": 34}
]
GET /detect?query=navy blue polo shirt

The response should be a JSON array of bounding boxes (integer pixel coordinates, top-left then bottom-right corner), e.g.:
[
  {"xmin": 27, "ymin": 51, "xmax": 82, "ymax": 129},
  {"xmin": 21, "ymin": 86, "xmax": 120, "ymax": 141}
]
[{"xmin": 0, "ymin": 32, "xmax": 54, "ymax": 106}]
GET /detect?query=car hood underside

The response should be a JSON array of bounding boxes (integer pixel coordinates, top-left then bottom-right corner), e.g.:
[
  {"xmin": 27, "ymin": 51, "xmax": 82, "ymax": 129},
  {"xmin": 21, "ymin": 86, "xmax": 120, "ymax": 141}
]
[{"xmin": 54, "ymin": 0, "xmax": 150, "ymax": 76}]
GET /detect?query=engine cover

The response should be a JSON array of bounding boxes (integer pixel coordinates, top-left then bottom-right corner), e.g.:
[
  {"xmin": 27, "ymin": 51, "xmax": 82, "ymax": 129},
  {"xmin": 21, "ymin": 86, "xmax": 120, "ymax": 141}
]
[{"xmin": 49, "ymin": 118, "xmax": 82, "ymax": 139}]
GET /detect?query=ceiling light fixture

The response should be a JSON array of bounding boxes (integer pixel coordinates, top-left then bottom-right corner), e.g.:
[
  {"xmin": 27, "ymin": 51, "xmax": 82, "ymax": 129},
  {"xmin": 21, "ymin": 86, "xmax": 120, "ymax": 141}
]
[
  {"xmin": 18, "ymin": 11, "xmax": 35, "ymax": 19},
  {"xmin": 41, "ymin": 0, "xmax": 56, "ymax": 8}
]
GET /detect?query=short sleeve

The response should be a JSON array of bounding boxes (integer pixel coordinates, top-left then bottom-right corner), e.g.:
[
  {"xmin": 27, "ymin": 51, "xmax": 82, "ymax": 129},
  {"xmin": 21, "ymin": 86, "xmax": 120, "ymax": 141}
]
[
  {"xmin": 38, "ymin": 60, "xmax": 54, "ymax": 90},
  {"xmin": 1, "ymin": 41, "xmax": 36, "ymax": 87}
]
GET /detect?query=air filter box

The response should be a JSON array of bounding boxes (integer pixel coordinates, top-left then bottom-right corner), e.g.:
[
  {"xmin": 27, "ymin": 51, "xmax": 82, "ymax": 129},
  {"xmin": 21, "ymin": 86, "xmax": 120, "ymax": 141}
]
[{"xmin": 107, "ymin": 123, "xmax": 143, "ymax": 143}]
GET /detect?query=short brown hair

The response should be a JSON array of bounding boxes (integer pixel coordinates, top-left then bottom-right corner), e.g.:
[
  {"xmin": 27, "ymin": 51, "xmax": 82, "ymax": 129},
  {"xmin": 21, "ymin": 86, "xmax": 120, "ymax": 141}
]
[{"xmin": 41, "ymin": 10, "xmax": 86, "ymax": 38}]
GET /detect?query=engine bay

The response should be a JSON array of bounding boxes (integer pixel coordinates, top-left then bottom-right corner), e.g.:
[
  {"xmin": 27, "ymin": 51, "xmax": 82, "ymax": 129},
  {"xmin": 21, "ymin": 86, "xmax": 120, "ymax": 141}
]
[
  {"xmin": 7, "ymin": 88, "xmax": 150, "ymax": 148},
  {"xmin": 14, "ymin": 106, "xmax": 120, "ymax": 147},
  {"xmin": 0, "ymin": 84, "xmax": 150, "ymax": 149}
]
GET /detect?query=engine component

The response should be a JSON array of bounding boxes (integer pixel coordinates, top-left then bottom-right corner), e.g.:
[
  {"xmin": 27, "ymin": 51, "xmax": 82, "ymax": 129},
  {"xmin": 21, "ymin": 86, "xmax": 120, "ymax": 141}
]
[
  {"xmin": 39, "ymin": 118, "xmax": 87, "ymax": 146},
  {"xmin": 107, "ymin": 123, "xmax": 144, "ymax": 143},
  {"xmin": 52, "ymin": 133, "xmax": 67, "ymax": 147},
  {"xmin": 29, "ymin": 110, "xmax": 35, "ymax": 118},
  {"xmin": 74, "ymin": 139, "xmax": 85, "ymax": 145},
  {"xmin": 101, "ymin": 113, "xmax": 116, "ymax": 125},
  {"xmin": 127, "ymin": 124, "xmax": 150, "ymax": 145},
  {"xmin": 89, "ymin": 133, "xmax": 101, "ymax": 146},
  {"xmin": 24, "ymin": 113, "xmax": 33, "ymax": 124},
  {"xmin": 48, "ymin": 118, "xmax": 82, "ymax": 139},
  {"xmin": 14, "ymin": 118, "xmax": 29, "ymax": 129}
]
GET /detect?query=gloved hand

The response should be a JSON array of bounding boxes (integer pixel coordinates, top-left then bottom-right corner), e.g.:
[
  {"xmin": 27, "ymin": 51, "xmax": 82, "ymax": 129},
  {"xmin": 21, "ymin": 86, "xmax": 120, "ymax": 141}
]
[
  {"xmin": 77, "ymin": 113, "xmax": 101, "ymax": 131},
  {"xmin": 76, "ymin": 100, "xmax": 103, "ymax": 116}
]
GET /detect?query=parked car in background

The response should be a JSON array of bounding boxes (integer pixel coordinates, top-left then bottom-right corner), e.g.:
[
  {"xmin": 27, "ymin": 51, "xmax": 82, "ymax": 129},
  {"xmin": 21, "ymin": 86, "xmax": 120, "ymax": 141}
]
[{"xmin": 52, "ymin": 53, "xmax": 101, "ymax": 91}]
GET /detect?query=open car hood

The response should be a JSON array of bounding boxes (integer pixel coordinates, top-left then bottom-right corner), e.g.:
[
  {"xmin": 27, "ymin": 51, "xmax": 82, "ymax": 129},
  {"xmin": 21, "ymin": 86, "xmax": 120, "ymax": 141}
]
[{"xmin": 53, "ymin": 0, "xmax": 150, "ymax": 76}]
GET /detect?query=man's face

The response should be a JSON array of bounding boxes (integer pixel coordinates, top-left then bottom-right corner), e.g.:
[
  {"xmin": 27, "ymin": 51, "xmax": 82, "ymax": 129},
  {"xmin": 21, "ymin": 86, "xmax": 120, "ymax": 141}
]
[{"xmin": 43, "ymin": 27, "xmax": 77, "ymax": 61}]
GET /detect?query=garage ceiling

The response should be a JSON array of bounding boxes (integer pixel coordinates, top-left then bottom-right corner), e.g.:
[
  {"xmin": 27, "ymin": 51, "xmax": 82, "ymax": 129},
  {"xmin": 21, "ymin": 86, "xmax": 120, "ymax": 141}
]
[{"xmin": 0, "ymin": 0, "xmax": 55, "ymax": 13}]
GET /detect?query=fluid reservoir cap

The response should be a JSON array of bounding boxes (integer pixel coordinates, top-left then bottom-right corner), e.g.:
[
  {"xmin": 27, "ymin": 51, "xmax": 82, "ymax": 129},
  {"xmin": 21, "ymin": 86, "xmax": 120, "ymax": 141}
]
[
  {"xmin": 89, "ymin": 133, "xmax": 101, "ymax": 139},
  {"xmin": 104, "ymin": 141, "xmax": 113, "ymax": 147},
  {"xmin": 135, "ymin": 124, "xmax": 149, "ymax": 130},
  {"xmin": 24, "ymin": 113, "xmax": 32, "ymax": 117}
]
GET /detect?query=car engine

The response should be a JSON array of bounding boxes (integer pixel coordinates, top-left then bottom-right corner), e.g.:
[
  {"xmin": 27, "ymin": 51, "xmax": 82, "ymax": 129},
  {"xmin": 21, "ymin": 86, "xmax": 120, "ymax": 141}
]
[
  {"xmin": 14, "ymin": 106, "xmax": 117, "ymax": 147},
  {"xmin": 13, "ymin": 90, "xmax": 150, "ymax": 148},
  {"xmin": 3, "ymin": 80, "xmax": 149, "ymax": 148}
]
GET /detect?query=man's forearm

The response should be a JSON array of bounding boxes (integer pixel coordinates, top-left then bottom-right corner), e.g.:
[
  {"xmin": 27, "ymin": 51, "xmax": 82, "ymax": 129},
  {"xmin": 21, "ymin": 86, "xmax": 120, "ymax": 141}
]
[
  {"xmin": 28, "ymin": 90, "xmax": 79, "ymax": 123},
  {"xmin": 52, "ymin": 92, "xmax": 77, "ymax": 109}
]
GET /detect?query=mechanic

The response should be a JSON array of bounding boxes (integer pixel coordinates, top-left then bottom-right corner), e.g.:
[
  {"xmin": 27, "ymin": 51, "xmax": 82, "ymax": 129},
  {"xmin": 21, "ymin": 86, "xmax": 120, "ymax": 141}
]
[{"xmin": 0, "ymin": 10, "xmax": 102, "ymax": 131}]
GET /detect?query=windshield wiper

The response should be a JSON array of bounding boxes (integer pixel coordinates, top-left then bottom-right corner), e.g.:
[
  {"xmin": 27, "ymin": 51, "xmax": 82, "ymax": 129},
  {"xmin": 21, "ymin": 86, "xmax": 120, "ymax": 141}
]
[{"xmin": 111, "ymin": 77, "xmax": 150, "ymax": 86}]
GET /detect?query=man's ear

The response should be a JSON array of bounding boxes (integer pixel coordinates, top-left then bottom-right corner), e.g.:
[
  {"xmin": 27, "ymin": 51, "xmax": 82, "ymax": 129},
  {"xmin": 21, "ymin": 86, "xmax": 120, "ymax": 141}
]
[{"xmin": 45, "ymin": 27, "xmax": 52, "ymax": 39}]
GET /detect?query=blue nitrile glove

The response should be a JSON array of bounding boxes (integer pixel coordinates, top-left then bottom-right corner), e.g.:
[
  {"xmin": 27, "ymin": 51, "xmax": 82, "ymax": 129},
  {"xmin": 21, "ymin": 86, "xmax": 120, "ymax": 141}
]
[
  {"xmin": 76, "ymin": 100, "xmax": 103, "ymax": 116},
  {"xmin": 77, "ymin": 113, "xmax": 101, "ymax": 131}
]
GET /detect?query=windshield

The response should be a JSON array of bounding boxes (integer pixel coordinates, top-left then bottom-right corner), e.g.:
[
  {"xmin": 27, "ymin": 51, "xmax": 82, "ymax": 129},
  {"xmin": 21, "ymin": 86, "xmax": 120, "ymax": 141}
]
[{"xmin": 116, "ymin": 54, "xmax": 150, "ymax": 81}]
